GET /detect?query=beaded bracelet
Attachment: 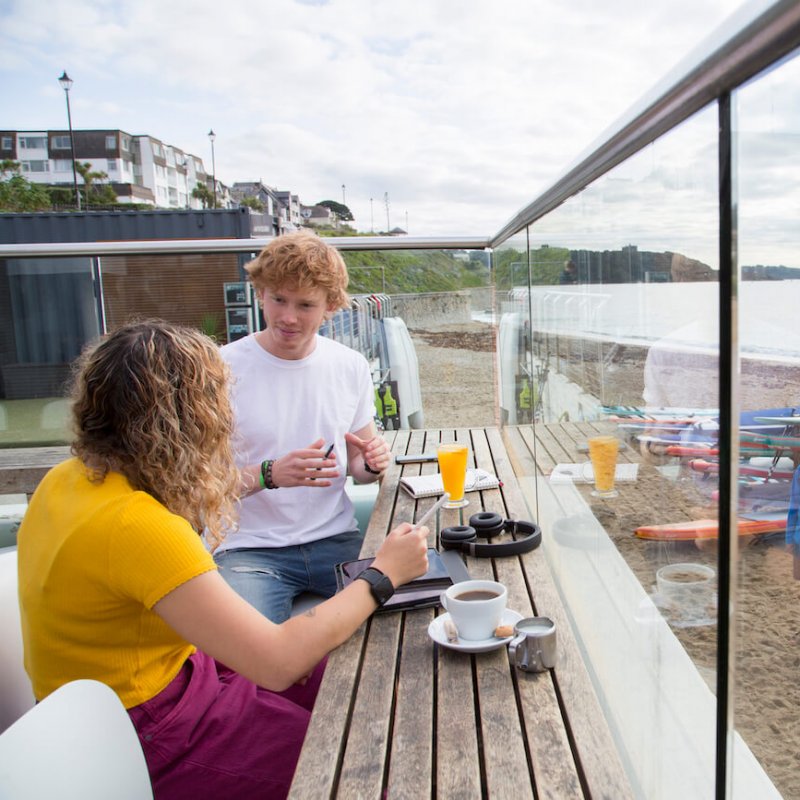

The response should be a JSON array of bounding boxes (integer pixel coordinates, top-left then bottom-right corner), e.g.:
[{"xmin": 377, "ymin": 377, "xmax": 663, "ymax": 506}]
[
  {"xmin": 260, "ymin": 459, "xmax": 278, "ymax": 490},
  {"xmin": 363, "ymin": 460, "xmax": 382, "ymax": 475}
]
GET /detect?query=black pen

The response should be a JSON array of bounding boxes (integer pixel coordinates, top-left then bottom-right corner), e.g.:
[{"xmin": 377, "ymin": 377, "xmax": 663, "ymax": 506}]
[{"xmin": 311, "ymin": 443, "xmax": 334, "ymax": 481}]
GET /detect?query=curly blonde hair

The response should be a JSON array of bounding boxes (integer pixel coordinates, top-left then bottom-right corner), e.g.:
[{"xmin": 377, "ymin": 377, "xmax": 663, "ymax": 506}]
[
  {"xmin": 245, "ymin": 230, "xmax": 350, "ymax": 310},
  {"xmin": 71, "ymin": 320, "xmax": 239, "ymax": 550}
]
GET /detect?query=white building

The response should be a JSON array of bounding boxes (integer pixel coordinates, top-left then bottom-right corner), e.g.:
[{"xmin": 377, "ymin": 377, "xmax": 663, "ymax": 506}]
[{"xmin": 0, "ymin": 129, "xmax": 219, "ymax": 209}]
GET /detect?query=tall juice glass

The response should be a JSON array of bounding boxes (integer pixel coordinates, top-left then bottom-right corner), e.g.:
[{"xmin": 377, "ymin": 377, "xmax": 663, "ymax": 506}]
[
  {"xmin": 587, "ymin": 436, "xmax": 619, "ymax": 498},
  {"xmin": 437, "ymin": 444, "xmax": 469, "ymax": 509}
]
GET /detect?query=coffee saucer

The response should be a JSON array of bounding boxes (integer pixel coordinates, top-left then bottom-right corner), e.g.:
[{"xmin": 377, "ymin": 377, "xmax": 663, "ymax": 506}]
[{"xmin": 428, "ymin": 609, "xmax": 523, "ymax": 654}]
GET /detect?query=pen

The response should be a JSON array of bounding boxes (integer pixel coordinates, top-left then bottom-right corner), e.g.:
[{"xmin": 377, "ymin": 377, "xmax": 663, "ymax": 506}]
[
  {"xmin": 412, "ymin": 492, "xmax": 450, "ymax": 531},
  {"xmin": 312, "ymin": 443, "xmax": 335, "ymax": 479}
]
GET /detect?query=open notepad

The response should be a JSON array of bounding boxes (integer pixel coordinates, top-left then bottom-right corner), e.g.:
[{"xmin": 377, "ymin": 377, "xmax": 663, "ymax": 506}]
[{"xmin": 399, "ymin": 468, "xmax": 501, "ymax": 499}]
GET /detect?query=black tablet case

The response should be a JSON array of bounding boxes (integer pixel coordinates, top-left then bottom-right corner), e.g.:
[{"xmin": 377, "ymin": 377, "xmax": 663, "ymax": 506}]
[{"xmin": 335, "ymin": 548, "xmax": 470, "ymax": 613}]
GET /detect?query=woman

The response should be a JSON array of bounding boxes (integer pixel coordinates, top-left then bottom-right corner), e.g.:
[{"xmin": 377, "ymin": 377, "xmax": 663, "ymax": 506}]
[{"xmin": 17, "ymin": 320, "xmax": 429, "ymax": 799}]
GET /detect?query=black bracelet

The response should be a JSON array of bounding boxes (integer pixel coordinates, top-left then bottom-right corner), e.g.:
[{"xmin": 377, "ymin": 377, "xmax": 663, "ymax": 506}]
[
  {"xmin": 363, "ymin": 459, "xmax": 382, "ymax": 475},
  {"xmin": 260, "ymin": 459, "xmax": 278, "ymax": 489}
]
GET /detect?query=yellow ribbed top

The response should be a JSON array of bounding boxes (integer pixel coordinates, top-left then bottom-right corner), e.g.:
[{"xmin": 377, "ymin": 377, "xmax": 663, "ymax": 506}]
[{"xmin": 17, "ymin": 458, "xmax": 216, "ymax": 708}]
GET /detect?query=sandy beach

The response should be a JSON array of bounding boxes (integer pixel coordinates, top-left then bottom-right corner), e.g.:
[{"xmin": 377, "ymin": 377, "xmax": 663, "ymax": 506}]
[{"xmin": 410, "ymin": 318, "xmax": 800, "ymax": 798}]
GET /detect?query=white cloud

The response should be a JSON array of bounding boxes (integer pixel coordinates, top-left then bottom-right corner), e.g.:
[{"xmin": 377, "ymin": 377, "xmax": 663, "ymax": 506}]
[{"xmin": 0, "ymin": 0, "xmax": 757, "ymax": 236}]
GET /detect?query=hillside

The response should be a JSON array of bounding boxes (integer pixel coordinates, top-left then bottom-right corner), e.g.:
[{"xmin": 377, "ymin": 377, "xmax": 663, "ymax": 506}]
[{"xmin": 342, "ymin": 249, "xmax": 488, "ymax": 293}]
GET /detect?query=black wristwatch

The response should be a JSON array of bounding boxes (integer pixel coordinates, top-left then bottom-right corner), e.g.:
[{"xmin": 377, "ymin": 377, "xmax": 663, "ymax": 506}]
[{"xmin": 357, "ymin": 567, "xmax": 395, "ymax": 607}]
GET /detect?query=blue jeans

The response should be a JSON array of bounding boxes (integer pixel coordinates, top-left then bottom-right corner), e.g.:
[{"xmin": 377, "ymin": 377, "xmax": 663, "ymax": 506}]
[{"xmin": 213, "ymin": 529, "xmax": 364, "ymax": 623}]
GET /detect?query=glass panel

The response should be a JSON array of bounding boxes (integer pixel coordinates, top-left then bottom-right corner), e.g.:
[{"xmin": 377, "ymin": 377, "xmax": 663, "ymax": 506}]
[
  {"xmin": 0, "ymin": 257, "xmax": 99, "ymax": 445},
  {"xmin": 100, "ymin": 253, "xmax": 246, "ymax": 344},
  {"xmin": 502, "ymin": 106, "xmax": 724, "ymax": 798},
  {"xmin": 337, "ymin": 249, "xmax": 493, "ymax": 432},
  {"xmin": 733, "ymin": 50, "xmax": 800, "ymax": 799}
]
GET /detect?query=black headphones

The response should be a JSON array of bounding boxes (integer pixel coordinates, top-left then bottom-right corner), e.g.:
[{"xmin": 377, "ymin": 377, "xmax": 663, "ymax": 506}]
[{"xmin": 440, "ymin": 512, "xmax": 542, "ymax": 558}]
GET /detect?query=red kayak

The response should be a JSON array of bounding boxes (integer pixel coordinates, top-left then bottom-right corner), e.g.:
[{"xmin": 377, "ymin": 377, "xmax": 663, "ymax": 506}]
[
  {"xmin": 687, "ymin": 459, "xmax": 794, "ymax": 481},
  {"xmin": 635, "ymin": 516, "xmax": 786, "ymax": 541}
]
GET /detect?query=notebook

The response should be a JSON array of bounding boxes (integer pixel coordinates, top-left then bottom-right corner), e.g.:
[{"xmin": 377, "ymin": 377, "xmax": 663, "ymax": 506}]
[{"xmin": 399, "ymin": 468, "xmax": 502, "ymax": 499}]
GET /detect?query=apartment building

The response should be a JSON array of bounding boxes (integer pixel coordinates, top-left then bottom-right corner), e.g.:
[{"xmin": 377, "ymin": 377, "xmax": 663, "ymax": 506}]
[
  {"xmin": 230, "ymin": 182, "xmax": 304, "ymax": 236},
  {"xmin": 0, "ymin": 129, "xmax": 215, "ymax": 209}
]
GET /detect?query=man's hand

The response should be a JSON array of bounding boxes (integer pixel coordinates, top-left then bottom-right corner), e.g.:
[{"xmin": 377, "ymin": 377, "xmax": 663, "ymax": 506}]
[
  {"xmin": 345, "ymin": 431, "xmax": 391, "ymax": 476},
  {"xmin": 271, "ymin": 438, "xmax": 340, "ymax": 487}
]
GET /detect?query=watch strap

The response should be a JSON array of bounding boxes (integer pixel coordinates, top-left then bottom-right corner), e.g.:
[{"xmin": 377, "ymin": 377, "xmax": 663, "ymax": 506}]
[{"xmin": 357, "ymin": 567, "xmax": 395, "ymax": 606}]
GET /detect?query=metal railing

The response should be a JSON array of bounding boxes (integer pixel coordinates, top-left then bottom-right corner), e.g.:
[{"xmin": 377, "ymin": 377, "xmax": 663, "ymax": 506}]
[{"xmin": 0, "ymin": 236, "xmax": 490, "ymax": 259}]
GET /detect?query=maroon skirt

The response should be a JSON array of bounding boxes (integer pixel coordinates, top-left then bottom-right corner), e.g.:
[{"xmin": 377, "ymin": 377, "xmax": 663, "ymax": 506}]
[{"xmin": 128, "ymin": 651, "xmax": 324, "ymax": 799}]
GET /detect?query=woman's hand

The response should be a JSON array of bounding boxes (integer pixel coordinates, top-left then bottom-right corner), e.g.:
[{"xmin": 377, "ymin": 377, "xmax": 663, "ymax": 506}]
[{"xmin": 371, "ymin": 522, "xmax": 430, "ymax": 587}]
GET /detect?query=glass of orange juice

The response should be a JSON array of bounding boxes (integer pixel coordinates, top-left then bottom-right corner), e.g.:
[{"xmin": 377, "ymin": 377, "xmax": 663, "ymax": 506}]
[
  {"xmin": 587, "ymin": 436, "xmax": 619, "ymax": 498},
  {"xmin": 437, "ymin": 444, "xmax": 469, "ymax": 508}
]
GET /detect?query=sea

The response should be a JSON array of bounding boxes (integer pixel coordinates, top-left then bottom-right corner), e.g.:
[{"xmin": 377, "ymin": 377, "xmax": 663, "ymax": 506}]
[{"xmin": 484, "ymin": 280, "xmax": 800, "ymax": 365}]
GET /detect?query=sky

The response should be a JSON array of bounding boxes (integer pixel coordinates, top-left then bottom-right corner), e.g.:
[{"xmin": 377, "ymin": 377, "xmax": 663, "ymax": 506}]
[{"xmin": 0, "ymin": 0, "xmax": 759, "ymax": 237}]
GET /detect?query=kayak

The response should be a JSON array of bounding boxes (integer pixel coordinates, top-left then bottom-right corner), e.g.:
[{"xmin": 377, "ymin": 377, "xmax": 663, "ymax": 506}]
[
  {"xmin": 635, "ymin": 516, "xmax": 786, "ymax": 540},
  {"xmin": 687, "ymin": 459, "xmax": 795, "ymax": 481}
]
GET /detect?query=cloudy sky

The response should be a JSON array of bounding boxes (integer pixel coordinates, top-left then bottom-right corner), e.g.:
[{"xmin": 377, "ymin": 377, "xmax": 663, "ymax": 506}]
[{"xmin": 1, "ymin": 0, "xmax": 754, "ymax": 237}]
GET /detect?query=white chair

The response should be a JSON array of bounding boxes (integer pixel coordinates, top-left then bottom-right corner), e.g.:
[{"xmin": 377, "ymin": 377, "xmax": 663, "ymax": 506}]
[
  {"xmin": 0, "ymin": 679, "xmax": 153, "ymax": 799},
  {"xmin": 0, "ymin": 548, "xmax": 35, "ymax": 732}
]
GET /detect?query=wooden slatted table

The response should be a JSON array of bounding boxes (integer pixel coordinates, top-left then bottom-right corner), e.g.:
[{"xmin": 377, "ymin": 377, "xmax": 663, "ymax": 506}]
[{"xmin": 289, "ymin": 427, "xmax": 633, "ymax": 799}]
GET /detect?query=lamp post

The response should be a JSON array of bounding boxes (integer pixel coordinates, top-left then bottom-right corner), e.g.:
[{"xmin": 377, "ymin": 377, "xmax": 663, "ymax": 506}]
[
  {"xmin": 370, "ymin": 197, "xmax": 374, "ymax": 233},
  {"xmin": 342, "ymin": 183, "xmax": 346, "ymax": 206},
  {"xmin": 207, "ymin": 129, "xmax": 217, "ymax": 209},
  {"xmin": 58, "ymin": 71, "xmax": 81, "ymax": 211}
]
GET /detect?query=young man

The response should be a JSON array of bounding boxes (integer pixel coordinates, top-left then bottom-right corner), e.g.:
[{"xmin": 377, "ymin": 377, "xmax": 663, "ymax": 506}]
[{"xmin": 213, "ymin": 231, "xmax": 391, "ymax": 622}]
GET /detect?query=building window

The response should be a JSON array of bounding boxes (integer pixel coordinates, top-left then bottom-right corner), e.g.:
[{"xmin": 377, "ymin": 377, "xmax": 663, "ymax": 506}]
[
  {"xmin": 121, "ymin": 137, "xmax": 130, "ymax": 151},
  {"xmin": 1, "ymin": 136, "xmax": 12, "ymax": 150},
  {"xmin": 19, "ymin": 136, "xmax": 47, "ymax": 149},
  {"xmin": 21, "ymin": 160, "xmax": 49, "ymax": 172},
  {"xmin": 107, "ymin": 159, "xmax": 117, "ymax": 172},
  {"xmin": 51, "ymin": 135, "xmax": 71, "ymax": 149},
  {"xmin": 105, "ymin": 135, "xmax": 117, "ymax": 150},
  {"xmin": 152, "ymin": 143, "xmax": 163, "ymax": 158},
  {"xmin": 53, "ymin": 159, "xmax": 72, "ymax": 172}
]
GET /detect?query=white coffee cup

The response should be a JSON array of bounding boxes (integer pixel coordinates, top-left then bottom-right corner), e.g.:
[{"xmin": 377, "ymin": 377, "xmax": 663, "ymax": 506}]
[{"xmin": 440, "ymin": 579, "xmax": 507, "ymax": 640}]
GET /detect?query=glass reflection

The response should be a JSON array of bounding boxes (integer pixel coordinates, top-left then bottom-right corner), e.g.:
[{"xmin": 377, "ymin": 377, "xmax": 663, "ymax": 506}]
[
  {"xmin": 733, "ymin": 50, "xmax": 800, "ymax": 799},
  {"xmin": 500, "ymin": 106, "xmax": 722, "ymax": 798}
]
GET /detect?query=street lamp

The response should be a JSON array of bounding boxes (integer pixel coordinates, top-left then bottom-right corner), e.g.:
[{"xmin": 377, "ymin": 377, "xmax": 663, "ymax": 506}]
[
  {"xmin": 58, "ymin": 71, "xmax": 81, "ymax": 211},
  {"xmin": 341, "ymin": 183, "xmax": 346, "ymax": 206},
  {"xmin": 370, "ymin": 197, "xmax": 374, "ymax": 233},
  {"xmin": 207, "ymin": 129, "xmax": 217, "ymax": 209}
]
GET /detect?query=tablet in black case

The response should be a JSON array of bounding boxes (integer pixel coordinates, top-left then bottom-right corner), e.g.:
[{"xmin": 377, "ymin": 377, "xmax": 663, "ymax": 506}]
[{"xmin": 335, "ymin": 548, "xmax": 470, "ymax": 612}]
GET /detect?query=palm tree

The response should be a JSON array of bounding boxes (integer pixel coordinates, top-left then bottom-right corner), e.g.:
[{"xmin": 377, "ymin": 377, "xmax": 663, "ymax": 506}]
[{"xmin": 74, "ymin": 161, "xmax": 109, "ymax": 208}]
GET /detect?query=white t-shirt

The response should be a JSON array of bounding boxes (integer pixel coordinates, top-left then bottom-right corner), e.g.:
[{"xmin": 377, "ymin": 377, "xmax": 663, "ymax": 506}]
[{"xmin": 217, "ymin": 333, "xmax": 376, "ymax": 550}]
